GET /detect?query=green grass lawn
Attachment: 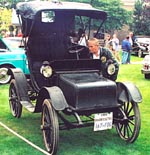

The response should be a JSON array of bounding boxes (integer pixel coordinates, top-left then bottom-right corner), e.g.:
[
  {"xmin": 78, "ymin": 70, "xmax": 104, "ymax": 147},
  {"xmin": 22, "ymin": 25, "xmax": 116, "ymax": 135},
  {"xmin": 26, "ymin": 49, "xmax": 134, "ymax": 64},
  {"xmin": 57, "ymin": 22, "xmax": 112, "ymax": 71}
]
[{"xmin": 0, "ymin": 55, "xmax": 150, "ymax": 155}]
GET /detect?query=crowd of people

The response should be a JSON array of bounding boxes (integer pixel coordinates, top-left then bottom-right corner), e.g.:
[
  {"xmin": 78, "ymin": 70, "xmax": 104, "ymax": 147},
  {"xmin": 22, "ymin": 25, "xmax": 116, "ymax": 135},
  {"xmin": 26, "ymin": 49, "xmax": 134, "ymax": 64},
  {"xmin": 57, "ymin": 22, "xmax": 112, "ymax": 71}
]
[
  {"xmin": 0, "ymin": 25, "xmax": 22, "ymax": 38},
  {"xmin": 69, "ymin": 29, "xmax": 135, "ymax": 66},
  {"xmin": 0, "ymin": 24, "xmax": 135, "ymax": 66},
  {"xmin": 104, "ymin": 32, "xmax": 135, "ymax": 64}
]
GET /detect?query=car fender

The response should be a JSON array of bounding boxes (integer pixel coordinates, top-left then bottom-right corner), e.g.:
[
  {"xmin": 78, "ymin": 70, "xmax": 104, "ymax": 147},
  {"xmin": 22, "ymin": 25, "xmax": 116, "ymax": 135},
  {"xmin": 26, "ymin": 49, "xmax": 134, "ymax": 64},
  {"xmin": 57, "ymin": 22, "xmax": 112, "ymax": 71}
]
[
  {"xmin": 117, "ymin": 82, "xmax": 142, "ymax": 103},
  {"xmin": 8, "ymin": 68, "xmax": 30, "ymax": 102},
  {"xmin": 35, "ymin": 86, "xmax": 69, "ymax": 112}
]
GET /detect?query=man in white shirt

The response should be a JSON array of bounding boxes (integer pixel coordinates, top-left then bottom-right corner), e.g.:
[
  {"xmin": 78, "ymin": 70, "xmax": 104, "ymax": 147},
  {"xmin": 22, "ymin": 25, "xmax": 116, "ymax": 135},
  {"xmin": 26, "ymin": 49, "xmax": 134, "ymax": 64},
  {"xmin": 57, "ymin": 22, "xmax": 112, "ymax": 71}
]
[{"xmin": 87, "ymin": 38, "xmax": 119, "ymax": 81}]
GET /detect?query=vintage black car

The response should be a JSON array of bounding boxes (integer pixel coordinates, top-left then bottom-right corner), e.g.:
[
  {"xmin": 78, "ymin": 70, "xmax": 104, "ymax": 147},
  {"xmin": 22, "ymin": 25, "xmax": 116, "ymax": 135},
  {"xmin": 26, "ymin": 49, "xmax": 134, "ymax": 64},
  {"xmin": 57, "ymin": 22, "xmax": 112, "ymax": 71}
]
[
  {"xmin": 8, "ymin": 1, "xmax": 142, "ymax": 155},
  {"xmin": 132, "ymin": 37, "xmax": 150, "ymax": 57}
]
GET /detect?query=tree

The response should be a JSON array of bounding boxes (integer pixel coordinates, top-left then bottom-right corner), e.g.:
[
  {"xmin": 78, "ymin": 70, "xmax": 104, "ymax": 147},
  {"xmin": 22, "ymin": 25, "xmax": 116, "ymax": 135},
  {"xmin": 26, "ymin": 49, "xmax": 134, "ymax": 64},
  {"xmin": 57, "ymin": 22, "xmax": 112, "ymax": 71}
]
[
  {"xmin": 0, "ymin": 0, "xmax": 25, "ymax": 33},
  {"xmin": 65, "ymin": 0, "xmax": 131, "ymax": 34},
  {"xmin": 131, "ymin": 0, "xmax": 150, "ymax": 35},
  {"xmin": 0, "ymin": 8, "xmax": 12, "ymax": 32},
  {"xmin": 94, "ymin": 0, "xmax": 132, "ymax": 34}
]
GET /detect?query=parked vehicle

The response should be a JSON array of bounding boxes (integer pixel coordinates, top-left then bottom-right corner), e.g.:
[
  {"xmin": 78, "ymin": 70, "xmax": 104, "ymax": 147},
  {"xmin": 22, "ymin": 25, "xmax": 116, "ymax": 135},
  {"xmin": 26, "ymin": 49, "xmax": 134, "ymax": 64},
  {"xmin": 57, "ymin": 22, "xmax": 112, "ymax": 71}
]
[
  {"xmin": 141, "ymin": 54, "xmax": 150, "ymax": 79},
  {"xmin": 0, "ymin": 37, "xmax": 29, "ymax": 84},
  {"xmin": 8, "ymin": 1, "xmax": 142, "ymax": 155},
  {"xmin": 132, "ymin": 37, "xmax": 150, "ymax": 57}
]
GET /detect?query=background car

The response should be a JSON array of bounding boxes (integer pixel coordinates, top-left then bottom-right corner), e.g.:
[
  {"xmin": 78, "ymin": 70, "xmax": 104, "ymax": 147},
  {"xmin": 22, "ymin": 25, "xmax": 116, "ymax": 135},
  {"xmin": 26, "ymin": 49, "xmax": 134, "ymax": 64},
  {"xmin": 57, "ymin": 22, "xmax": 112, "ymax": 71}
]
[
  {"xmin": 141, "ymin": 54, "xmax": 150, "ymax": 79},
  {"xmin": 0, "ymin": 37, "xmax": 29, "ymax": 84},
  {"xmin": 132, "ymin": 37, "xmax": 150, "ymax": 57}
]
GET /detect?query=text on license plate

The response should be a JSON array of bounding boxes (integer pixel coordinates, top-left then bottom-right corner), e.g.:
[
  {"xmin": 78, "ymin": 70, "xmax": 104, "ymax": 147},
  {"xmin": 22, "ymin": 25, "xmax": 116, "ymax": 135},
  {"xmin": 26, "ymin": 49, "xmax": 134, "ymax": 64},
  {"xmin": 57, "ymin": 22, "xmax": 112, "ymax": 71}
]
[{"xmin": 94, "ymin": 112, "xmax": 113, "ymax": 131}]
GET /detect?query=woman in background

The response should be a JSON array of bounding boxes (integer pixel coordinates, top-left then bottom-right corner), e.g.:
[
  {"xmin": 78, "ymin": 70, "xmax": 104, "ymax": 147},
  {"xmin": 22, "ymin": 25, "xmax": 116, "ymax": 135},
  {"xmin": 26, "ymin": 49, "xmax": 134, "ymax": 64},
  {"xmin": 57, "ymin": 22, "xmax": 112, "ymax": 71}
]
[{"xmin": 112, "ymin": 34, "xmax": 120, "ymax": 63}]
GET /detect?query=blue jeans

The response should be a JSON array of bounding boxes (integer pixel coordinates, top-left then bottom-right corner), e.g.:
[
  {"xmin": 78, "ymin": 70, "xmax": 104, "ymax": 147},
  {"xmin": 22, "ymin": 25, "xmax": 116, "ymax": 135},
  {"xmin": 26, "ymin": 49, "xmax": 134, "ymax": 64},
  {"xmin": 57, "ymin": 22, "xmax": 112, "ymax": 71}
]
[
  {"xmin": 122, "ymin": 51, "xmax": 128, "ymax": 64},
  {"xmin": 127, "ymin": 52, "xmax": 131, "ymax": 64}
]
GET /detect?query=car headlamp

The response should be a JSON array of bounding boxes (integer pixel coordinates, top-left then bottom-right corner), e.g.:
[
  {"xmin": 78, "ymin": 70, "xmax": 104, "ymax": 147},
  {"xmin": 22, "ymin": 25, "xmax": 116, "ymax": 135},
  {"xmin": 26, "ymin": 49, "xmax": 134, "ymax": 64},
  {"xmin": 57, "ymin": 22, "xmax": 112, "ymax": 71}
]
[
  {"xmin": 40, "ymin": 61, "xmax": 52, "ymax": 78},
  {"xmin": 107, "ymin": 64, "xmax": 115, "ymax": 75}
]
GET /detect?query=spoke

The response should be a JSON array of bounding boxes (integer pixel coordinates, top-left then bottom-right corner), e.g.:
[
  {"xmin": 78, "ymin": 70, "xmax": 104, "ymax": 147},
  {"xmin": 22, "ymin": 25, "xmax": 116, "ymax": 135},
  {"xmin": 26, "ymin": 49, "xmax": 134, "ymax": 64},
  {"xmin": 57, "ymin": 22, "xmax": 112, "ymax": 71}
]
[
  {"xmin": 127, "ymin": 123, "xmax": 133, "ymax": 135},
  {"xmin": 128, "ymin": 114, "xmax": 135, "ymax": 121},
  {"xmin": 44, "ymin": 107, "xmax": 52, "ymax": 131},
  {"xmin": 125, "ymin": 102, "xmax": 129, "ymax": 114},
  {"xmin": 127, "ymin": 106, "xmax": 133, "ymax": 116},
  {"xmin": 126, "ymin": 124, "xmax": 130, "ymax": 138},
  {"xmin": 45, "ymin": 107, "xmax": 50, "ymax": 123},
  {"xmin": 120, "ymin": 123, "xmax": 124, "ymax": 131},
  {"xmin": 128, "ymin": 119, "xmax": 135, "ymax": 126},
  {"xmin": 123, "ymin": 125, "xmax": 126, "ymax": 137}
]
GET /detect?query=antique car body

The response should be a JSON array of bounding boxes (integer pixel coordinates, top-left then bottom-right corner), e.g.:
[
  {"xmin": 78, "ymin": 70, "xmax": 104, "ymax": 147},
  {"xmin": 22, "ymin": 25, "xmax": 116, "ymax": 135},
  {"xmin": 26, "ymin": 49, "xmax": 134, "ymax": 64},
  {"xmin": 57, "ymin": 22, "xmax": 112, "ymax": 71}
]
[
  {"xmin": 132, "ymin": 37, "xmax": 150, "ymax": 57},
  {"xmin": 0, "ymin": 37, "xmax": 29, "ymax": 84},
  {"xmin": 8, "ymin": 1, "xmax": 142, "ymax": 155},
  {"xmin": 141, "ymin": 54, "xmax": 150, "ymax": 79}
]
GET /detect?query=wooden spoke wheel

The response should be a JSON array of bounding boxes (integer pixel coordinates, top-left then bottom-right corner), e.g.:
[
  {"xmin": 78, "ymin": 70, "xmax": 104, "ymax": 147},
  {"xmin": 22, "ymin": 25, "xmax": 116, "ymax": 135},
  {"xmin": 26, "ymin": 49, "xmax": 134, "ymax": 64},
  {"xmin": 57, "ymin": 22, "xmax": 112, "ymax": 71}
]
[
  {"xmin": 41, "ymin": 99, "xmax": 59, "ymax": 155},
  {"xmin": 9, "ymin": 79, "xmax": 22, "ymax": 118},
  {"xmin": 116, "ymin": 101, "xmax": 141, "ymax": 143}
]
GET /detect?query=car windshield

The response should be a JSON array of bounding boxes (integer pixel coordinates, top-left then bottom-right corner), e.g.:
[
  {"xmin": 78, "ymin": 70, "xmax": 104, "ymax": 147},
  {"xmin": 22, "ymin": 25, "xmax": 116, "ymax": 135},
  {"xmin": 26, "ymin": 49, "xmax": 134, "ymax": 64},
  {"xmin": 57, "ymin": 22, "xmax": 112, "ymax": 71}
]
[{"xmin": 3, "ymin": 37, "xmax": 24, "ymax": 51}]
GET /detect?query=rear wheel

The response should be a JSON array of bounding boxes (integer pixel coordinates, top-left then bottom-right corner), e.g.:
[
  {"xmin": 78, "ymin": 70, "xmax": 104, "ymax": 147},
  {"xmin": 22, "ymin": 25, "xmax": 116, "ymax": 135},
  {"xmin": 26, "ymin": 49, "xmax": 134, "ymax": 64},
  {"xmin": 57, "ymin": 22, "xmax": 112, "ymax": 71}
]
[
  {"xmin": 0, "ymin": 67, "xmax": 11, "ymax": 84},
  {"xmin": 116, "ymin": 101, "xmax": 141, "ymax": 143},
  {"xmin": 41, "ymin": 99, "xmax": 59, "ymax": 155},
  {"xmin": 9, "ymin": 79, "xmax": 22, "ymax": 118}
]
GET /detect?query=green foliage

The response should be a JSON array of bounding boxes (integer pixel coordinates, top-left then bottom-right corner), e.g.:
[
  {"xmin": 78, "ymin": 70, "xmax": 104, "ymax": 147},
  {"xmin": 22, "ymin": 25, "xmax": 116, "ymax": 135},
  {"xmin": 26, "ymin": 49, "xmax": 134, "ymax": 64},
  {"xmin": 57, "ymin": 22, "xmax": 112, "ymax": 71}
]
[
  {"xmin": 0, "ymin": 8, "xmax": 12, "ymax": 31},
  {"xmin": 131, "ymin": 0, "xmax": 150, "ymax": 35},
  {"xmin": 64, "ymin": 0, "xmax": 131, "ymax": 33},
  {"xmin": 93, "ymin": 0, "xmax": 132, "ymax": 33}
]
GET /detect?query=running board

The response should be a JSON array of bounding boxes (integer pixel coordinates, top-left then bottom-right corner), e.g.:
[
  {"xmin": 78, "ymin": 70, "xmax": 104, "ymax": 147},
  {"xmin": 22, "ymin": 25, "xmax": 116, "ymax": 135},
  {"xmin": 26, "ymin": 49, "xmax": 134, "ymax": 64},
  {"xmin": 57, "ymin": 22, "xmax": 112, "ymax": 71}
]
[{"xmin": 20, "ymin": 101, "xmax": 35, "ymax": 113}]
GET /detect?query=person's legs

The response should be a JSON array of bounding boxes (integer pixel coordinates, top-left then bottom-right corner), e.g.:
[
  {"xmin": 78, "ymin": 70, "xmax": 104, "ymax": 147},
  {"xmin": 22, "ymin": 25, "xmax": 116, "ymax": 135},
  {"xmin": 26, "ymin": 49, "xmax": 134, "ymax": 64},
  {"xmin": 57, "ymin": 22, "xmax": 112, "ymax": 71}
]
[
  {"xmin": 122, "ymin": 51, "xmax": 128, "ymax": 64},
  {"xmin": 115, "ymin": 51, "xmax": 120, "ymax": 62},
  {"xmin": 127, "ymin": 52, "xmax": 131, "ymax": 64}
]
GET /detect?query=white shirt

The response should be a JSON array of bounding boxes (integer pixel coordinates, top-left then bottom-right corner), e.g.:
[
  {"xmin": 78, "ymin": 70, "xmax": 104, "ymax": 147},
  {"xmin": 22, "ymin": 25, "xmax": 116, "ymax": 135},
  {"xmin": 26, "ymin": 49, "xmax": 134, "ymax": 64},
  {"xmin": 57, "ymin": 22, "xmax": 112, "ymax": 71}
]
[
  {"xmin": 129, "ymin": 37, "xmax": 133, "ymax": 46},
  {"xmin": 93, "ymin": 49, "xmax": 100, "ymax": 59},
  {"xmin": 78, "ymin": 36, "xmax": 87, "ymax": 46}
]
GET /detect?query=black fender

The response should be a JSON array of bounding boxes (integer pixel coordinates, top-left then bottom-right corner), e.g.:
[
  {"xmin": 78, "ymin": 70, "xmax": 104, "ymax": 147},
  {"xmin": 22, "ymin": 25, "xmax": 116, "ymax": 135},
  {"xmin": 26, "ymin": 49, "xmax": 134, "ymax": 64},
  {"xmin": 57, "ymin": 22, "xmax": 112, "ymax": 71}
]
[
  {"xmin": 8, "ymin": 68, "xmax": 30, "ymax": 102},
  {"xmin": 117, "ymin": 82, "xmax": 142, "ymax": 103},
  {"xmin": 35, "ymin": 86, "xmax": 69, "ymax": 112},
  {"xmin": 7, "ymin": 68, "xmax": 34, "ymax": 112}
]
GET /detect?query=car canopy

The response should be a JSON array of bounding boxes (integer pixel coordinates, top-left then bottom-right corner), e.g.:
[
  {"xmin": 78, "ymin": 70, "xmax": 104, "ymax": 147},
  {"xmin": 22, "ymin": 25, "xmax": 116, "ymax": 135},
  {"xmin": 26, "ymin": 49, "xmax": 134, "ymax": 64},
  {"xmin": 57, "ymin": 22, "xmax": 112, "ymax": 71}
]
[
  {"xmin": 16, "ymin": 1, "xmax": 107, "ymax": 37},
  {"xmin": 16, "ymin": 1, "xmax": 107, "ymax": 20}
]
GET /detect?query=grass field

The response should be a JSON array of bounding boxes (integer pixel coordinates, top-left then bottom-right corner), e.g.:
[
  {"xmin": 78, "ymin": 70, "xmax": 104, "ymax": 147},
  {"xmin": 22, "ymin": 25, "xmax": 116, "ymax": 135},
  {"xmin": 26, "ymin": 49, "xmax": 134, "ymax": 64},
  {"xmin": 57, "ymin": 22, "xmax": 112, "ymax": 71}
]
[{"xmin": 0, "ymin": 55, "xmax": 150, "ymax": 155}]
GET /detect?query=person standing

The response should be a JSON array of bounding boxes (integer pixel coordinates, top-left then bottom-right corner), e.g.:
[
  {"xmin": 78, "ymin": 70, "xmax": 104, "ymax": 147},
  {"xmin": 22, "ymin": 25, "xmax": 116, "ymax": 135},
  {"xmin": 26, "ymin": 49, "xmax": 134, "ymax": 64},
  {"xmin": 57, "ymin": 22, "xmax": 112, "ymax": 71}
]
[
  {"xmin": 112, "ymin": 34, "xmax": 120, "ymax": 63},
  {"xmin": 104, "ymin": 34, "xmax": 112, "ymax": 48},
  {"xmin": 129, "ymin": 32, "xmax": 136, "ymax": 47},
  {"xmin": 121, "ymin": 36, "xmax": 132, "ymax": 64},
  {"xmin": 128, "ymin": 32, "xmax": 136, "ymax": 63},
  {"xmin": 87, "ymin": 38, "xmax": 119, "ymax": 81},
  {"xmin": 77, "ymin": 28, "xmax": 87, "ymax": 46}
]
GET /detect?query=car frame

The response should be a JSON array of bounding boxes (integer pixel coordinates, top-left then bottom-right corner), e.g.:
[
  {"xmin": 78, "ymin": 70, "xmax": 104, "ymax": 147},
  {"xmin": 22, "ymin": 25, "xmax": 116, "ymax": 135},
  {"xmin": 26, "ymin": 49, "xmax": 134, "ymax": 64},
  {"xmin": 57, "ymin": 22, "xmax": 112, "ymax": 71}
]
[
  {"xmin": 0, "ymin": 37, "xmax": 29, "ymax": 84},
  {"xmin": 8, "ymin": 1, "xmax": 142, "ymax": 155}
]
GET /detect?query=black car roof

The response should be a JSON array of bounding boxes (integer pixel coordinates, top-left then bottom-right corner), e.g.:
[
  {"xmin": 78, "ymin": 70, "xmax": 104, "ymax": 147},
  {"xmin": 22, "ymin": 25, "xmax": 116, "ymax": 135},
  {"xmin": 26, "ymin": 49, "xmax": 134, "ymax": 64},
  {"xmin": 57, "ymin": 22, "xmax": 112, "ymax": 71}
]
[{"xmin": 16, "ymin": 1, "xmax": 107, "ymax": 20}]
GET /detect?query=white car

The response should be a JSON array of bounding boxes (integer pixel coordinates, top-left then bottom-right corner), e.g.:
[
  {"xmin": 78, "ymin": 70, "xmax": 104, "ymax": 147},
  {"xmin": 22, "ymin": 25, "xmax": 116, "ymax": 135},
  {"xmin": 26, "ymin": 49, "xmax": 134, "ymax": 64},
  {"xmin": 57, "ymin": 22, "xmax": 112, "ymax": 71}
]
[{"xmin": 141, "ymin": 54, "xmax": 150, "ymax": 79}]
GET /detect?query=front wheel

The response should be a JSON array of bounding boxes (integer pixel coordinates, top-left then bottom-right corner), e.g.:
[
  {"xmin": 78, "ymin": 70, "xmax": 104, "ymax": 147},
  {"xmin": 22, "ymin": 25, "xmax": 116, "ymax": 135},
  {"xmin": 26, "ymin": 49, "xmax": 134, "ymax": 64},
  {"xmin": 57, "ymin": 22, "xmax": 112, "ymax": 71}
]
[
  {"xmin": 0, "ymin": 67, "xmax": 11, "ymax": 84},
  {"xmin": 9, "ymin": 79, "xmax": 22, "ymax": 118},
  {"xmin": 41, "ymin": 99, "xmax": 59, "ymax": 155},
  {"xmin": 115, "ymin": 101, "xmax": 141, "ymax": 143}
]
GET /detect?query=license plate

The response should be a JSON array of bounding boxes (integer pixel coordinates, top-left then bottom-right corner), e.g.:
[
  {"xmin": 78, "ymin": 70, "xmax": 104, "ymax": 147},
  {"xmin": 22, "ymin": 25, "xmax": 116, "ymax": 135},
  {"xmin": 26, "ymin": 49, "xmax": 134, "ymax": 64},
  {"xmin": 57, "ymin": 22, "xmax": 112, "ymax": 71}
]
[{"xmin": 94, "ymin": 112, "xmax": 113, "ymax": 131}]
